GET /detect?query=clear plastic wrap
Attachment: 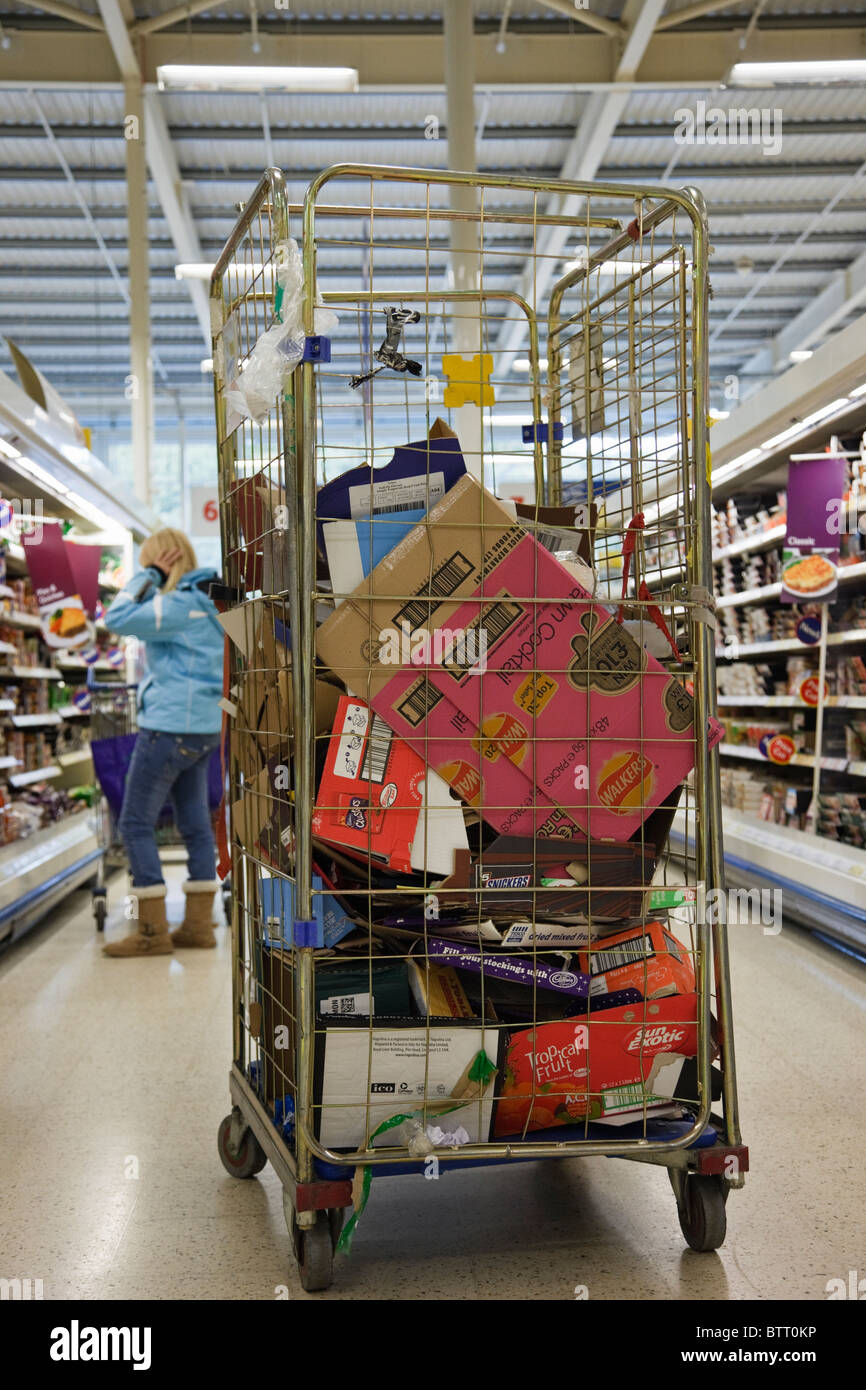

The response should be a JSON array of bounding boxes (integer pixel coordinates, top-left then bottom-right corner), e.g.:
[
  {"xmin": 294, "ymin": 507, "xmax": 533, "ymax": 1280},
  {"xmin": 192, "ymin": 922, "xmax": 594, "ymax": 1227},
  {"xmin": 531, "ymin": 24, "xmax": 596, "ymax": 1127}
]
[{"xmin": 224, "ymin": 238, "xmax": 338, "ymax": 425}]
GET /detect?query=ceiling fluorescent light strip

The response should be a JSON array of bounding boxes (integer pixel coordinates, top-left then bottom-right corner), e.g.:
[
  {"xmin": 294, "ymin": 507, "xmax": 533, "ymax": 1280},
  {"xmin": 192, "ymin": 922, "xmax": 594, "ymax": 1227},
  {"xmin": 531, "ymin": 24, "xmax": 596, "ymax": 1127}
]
[{"xmin": 157, "ymin": 64, "xmax": 359, "ymax": 92}]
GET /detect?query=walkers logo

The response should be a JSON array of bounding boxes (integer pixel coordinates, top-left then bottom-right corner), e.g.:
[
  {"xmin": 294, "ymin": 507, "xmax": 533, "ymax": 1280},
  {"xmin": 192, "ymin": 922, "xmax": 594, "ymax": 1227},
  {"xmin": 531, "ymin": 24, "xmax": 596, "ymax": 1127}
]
[
  {"xmin": 437, "ymin": 759, "xmax": 480, "ymax": 806},
  {"xmin": 472, "ymin": 712, "xmax": 528, "ymax": 766},
  {"xmin": 49, "ymin": 1320, "xmax": 152, "ymax": 1371},
  {"xmin": 597, "ymin": 750, "xmax": 654, "ymax": 815},
  {"xmin": 625, "ymin": 1024, "xmax": 688, "ymax": 1054}
]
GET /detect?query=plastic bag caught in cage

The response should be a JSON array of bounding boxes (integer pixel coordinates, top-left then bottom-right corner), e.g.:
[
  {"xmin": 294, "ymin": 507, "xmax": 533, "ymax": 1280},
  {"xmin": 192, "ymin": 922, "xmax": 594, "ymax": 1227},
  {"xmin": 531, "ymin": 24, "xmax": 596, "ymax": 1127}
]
[{"xmin": 223, "ymin": 238, "xmax": 338, "ymax": 425}]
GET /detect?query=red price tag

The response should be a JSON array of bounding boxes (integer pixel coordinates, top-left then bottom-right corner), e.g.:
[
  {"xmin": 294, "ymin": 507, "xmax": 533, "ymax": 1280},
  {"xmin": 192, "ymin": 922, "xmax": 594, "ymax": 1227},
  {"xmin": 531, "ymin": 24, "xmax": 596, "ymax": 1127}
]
[
  {"xmin": 798, "ymin": 675, "xmax": 826, "ymax": 707},
  {"xmin": 203, "ymin": 499, "xmax": 218, "ymax": 523},
  {"xmin": 767, "ymin": 735, "xmax": 796, "ymax": 765}
]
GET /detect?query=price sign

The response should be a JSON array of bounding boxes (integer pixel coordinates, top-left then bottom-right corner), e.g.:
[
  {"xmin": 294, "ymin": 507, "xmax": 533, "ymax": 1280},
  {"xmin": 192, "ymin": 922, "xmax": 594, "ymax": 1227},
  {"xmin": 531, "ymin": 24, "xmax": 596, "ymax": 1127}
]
[
  {"xmin": 189, "ymin": 487, "xmax": 220, "ymax": 537},
  {"xmin": 798, "ymin": 675, "xmax": 826, "ymax": 707},
  {"xmin": 763, "ymin": 734, "xmax": 796, "ymax": 764}
]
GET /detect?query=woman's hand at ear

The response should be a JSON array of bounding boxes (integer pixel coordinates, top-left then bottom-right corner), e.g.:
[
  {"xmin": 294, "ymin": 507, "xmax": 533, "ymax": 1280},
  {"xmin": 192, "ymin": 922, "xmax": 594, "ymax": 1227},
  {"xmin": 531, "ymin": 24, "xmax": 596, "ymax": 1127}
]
[{"xmin": 150, "ymin": 546, "xmax": 184, "ymax": 576}]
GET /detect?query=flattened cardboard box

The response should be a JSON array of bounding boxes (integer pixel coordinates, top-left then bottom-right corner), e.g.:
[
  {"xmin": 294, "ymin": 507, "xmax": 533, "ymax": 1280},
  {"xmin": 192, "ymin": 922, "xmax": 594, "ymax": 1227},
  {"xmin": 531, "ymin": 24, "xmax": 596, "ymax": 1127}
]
[{"xmin": 317, "ymin": 473, "xmax": 713, "ymax": 841}]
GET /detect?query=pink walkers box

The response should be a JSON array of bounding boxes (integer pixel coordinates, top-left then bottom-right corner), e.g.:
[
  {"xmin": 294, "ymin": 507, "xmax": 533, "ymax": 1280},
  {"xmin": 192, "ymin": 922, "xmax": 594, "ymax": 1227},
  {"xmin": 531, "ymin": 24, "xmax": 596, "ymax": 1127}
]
[
  {"xmin": 316, "ymin": 472, "xmax": 718, "ymax": 841},
  {"xmin": 379, "ymin": 536, "xmax": 706, "ymax": 840}
]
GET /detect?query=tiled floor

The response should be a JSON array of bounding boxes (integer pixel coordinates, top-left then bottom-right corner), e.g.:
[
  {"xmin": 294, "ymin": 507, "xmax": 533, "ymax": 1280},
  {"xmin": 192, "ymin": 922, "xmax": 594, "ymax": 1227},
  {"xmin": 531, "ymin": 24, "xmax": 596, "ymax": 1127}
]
[{"xmin": 1, "ymin": 865, "xmax": 864, "ymax": 1301}]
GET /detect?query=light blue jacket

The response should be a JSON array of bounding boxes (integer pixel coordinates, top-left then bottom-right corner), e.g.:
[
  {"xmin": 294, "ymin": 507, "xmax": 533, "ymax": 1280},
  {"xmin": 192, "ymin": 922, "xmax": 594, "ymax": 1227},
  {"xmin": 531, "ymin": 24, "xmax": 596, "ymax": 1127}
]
[{"xmin": 105, "ymin": 566, "xmax": 224, "ymax": 734}]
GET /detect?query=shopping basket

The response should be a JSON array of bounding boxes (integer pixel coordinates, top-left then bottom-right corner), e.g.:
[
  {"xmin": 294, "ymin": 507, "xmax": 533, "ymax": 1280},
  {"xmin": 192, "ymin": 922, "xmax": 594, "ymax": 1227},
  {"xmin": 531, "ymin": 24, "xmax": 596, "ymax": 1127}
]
[
  {"xmin": 87, "ymin": 668, "xmax": 227, "ymax": 930},
  {"xmin": 212, "ymin": 165, "xmax": 747, "ymax": 1292}
]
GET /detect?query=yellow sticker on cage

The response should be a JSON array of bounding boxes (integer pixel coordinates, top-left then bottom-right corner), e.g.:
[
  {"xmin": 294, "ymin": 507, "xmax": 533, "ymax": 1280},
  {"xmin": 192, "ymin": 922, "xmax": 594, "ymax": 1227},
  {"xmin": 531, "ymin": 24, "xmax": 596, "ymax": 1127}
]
[{"xmin": 442, "ymin": 352, "xmax": 495, "ymax": 408}]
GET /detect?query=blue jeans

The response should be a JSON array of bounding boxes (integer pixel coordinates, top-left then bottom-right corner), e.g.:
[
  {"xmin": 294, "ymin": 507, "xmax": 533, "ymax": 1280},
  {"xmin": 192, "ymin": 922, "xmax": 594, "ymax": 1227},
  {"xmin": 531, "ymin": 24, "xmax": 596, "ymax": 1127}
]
[{"xmin": 119, "ymin": 730, "xmax": 221, "ymax": 888}]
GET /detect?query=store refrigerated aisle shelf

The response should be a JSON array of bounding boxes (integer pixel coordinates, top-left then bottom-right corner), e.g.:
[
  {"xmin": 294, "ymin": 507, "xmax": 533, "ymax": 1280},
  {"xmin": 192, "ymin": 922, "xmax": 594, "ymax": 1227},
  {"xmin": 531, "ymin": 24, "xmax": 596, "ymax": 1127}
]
[
  {"xmin": 0, "ymin": 666, "xmax": 62, "ymax": 680},
  {"xmin": 716, "ymin": 561, "xmax": 866, "ymax": 611},
  {"xmin": 717, "ymin": 695, "xmax": 866, "ymax": 709},
  {"xmin": 669, "ymin": 807, "xmax": 866, "ymax": 954},
  {"xmin": 718, "ymin": 741, "xmax": 851, "ymax": 772},
  {"xmin": 0, "ymin": 811, "xmax": 101, "ymax": 948},
  {"xmin": 8, "ymin": 765, "xmax": 61, "ymax": 788},
  {"xmin": 716, "ymin": 628, "xmax": 866, "ymax": 660},
  {"xmin": 7, "ymin": 712, "xmax": 63, "ymax": 728}
]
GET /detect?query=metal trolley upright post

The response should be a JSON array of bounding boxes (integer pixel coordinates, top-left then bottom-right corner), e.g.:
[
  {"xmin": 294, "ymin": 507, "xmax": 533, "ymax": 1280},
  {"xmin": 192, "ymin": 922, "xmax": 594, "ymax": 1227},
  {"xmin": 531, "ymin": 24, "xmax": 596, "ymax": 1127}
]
[{"xmin": 211, "ymin": 164, "xmax": 748, "ymax": 1292}]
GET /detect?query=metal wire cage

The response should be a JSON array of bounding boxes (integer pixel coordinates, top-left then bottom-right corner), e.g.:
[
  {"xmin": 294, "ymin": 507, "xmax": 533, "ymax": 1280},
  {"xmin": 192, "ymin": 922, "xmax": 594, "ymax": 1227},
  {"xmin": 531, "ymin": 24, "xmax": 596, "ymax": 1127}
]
[{"xmin": 212, "ymin": 165, "xmax": 746, "ymax": 1292}]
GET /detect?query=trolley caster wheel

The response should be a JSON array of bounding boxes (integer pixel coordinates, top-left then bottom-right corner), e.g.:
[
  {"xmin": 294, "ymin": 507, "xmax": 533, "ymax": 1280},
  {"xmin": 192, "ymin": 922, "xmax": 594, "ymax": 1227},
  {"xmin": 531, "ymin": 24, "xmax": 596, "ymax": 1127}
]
[
  {"xmin": 676, "ymin": 1174, "xmax": 727, "ymax": 1252},
  {"xmin": 289, "ymin": 1210, "xmax": 336, "ymax": 1292},
  {"xmin": 93, "ymin": 898, "xmax": 107, "ymax": 933},
  {"xmin": 217, "ymin": 1112, "xmax": 267, "ymax": 1179}
]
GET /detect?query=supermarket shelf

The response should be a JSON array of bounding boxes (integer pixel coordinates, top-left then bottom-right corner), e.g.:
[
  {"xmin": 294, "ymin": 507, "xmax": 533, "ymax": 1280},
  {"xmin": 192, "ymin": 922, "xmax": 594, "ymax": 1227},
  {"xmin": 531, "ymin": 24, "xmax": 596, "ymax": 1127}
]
[
  {"xmin": 57, "ymin": 748, "xmax": 93, "ymax": 769},
  {"xmin": 7, "ymin": 711, "xmax": 63, "ymax": 728},
  {"xmin": 717, "ymin": 561, "xmax": 866, "ymax": 611},
  {"xmin": 713, "ymin": 523, "xmax": 787, "ymax": 563},
  {"xmin": 716, "ymin": 628, "xmax": 866, "ymax": 660},
  {"xmin": 669, "ymin": 807, "xmax": 866, "ymax": 954},
  {"xmin": 0, "ymin": 811, "xmax": 102, "ymax": 947},
  {"xmin": 56, "ymin": 704, "xmax": 90, "ymax": 718},
  {"xmin": 850, "ymin": 760, "xmax": 866, "ymax": 778},
  {"xmin": 0, "ymin": 665, "xmax": 62, "ymax": 680},
  {"xmin": 0, "ymin": 755, "xmax": 22, "ymax": 770},
  {"xmin": 8, "ymin": 765, "xmax": 61, "ymax": 788},
  {"xmin": 0, "ymin": 698, "xmax": 14, "ymax": 711},
  {"xmin": 0, "ymin": 641, "xmax": 16, "ymax": 656},
  {"xmin": 718, "ymin": 694, "xmax": 866, "ymax": 709},
  {"xmin": 718, "ymin": 742, "xmax": 849, "ymax": 772},
  {"xmin": 0, "ymin": 608, "xmax": 41, "ymax": 630},
  {"xmin": 55, "ymin": 657, "xmax": 115, "ymax": 673},
  {"xmin": 0, "ymin": 584, "xmax": 14, "ymax": 599}
]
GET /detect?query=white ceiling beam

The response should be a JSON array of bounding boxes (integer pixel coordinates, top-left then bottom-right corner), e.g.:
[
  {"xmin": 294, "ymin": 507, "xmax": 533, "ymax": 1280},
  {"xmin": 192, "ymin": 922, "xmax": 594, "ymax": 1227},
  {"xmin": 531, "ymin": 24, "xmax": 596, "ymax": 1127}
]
[
  {"xmin": 495, "ymin": 0, "xmax": 668, "ymax": 363},
  {"xmin": 537, "ymin": 1, "xmax": 623, "ymax": 39},
  {"xmin": 133, "ymin": 0, "xmax": 217, "ymax": 38},
  {"xmin": 142, "ymin": 93, "xmax": 211, "ymax": 345},
  {"xmin": 656, "ymin": 0, "xmax": 734, "ymax": 31},
  {"xmin": 743, "ymin": 247, "xmax": 866, "ymax": 378},
  {"xmin": 95, "ymin": 0, "xmax": 210, "ymax": 347}
]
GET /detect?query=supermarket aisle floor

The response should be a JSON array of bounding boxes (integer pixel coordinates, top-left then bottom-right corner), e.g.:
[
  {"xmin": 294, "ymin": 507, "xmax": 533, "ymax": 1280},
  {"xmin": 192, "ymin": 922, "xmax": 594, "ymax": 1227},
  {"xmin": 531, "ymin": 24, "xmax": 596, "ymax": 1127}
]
[{"xmin": 1, "ymin": 868, "xmax": 864, "ymax": 1303}]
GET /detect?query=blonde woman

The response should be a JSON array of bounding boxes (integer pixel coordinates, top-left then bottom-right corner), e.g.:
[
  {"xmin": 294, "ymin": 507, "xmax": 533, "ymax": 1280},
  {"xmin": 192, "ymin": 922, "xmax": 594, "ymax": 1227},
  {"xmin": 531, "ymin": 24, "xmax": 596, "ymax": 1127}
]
[{"xmin": 101, "ymin": 528, "xmax": 224, "ymax": 958}]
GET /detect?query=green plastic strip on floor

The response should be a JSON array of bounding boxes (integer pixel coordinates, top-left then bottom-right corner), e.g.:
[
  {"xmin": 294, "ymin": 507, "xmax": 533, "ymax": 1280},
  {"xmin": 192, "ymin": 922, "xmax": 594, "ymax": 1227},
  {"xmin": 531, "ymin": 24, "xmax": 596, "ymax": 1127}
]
[{"xmin": 336, "ymin": 1050, "xmax": 497, "ymax": 1256}]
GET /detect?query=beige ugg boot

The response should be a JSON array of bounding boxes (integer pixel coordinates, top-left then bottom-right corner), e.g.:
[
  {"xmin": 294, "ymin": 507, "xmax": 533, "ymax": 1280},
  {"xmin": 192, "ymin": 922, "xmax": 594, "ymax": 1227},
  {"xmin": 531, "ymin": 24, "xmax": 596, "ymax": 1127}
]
[
  {"xmin": 171, "ymin": 880, "xmax": 220, "ymax": 948},
  {"xmin": 103, "ymin": 884, "xmax": 173, "ymax": 957}
]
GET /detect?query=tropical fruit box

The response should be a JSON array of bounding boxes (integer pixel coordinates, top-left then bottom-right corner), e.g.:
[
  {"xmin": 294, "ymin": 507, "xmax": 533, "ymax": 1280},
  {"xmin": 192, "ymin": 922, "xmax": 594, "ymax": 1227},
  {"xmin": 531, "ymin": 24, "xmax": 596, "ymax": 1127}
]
[{"xmin": 493, "ymin": 992, "xmax": 700, "ymax": 1136}]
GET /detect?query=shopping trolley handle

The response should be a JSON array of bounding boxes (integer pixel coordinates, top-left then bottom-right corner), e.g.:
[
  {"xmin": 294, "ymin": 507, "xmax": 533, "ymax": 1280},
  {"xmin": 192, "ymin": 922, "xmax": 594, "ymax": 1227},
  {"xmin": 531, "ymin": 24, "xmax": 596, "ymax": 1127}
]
[{"xmin": 86, "ymin": 665, "xmax": 137, "ymax": 693}]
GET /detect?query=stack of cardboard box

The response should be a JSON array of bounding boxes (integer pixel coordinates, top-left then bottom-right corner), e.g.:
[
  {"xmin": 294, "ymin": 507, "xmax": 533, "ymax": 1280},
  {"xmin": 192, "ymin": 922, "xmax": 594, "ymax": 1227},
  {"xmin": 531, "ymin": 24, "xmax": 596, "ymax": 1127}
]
[{"xmin": 226, "ymin": 424, "xmax": 718, "ymax": 1148}]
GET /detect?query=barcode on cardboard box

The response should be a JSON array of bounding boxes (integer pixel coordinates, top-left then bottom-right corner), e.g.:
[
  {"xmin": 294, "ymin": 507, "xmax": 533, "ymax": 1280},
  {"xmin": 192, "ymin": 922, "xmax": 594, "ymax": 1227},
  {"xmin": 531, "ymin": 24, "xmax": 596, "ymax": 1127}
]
[
  {"xmin": 319, "ymin": 992, "xmax": 373, "ymax": 1016},
  {"xmin": 589, "ymin": 932, "xmax": 654, "ymax": 976},
  {"xmin": 360, "ymin": 712, "xmax": 392, "ymax": 783},
  {"xmin": 442, "ymin": 595, "xmax": 523, "ymax": 683},
  {"xmin": 602, "ymin": 1082, "xmax": 650, "ymax": 1113},
  {"xmin": 395, "ymin": 675, "xmax": 444, "ymax": 727},
  {"xmin": 393, "ymin": 550, "xmax": 475, "ymax": 633}
]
